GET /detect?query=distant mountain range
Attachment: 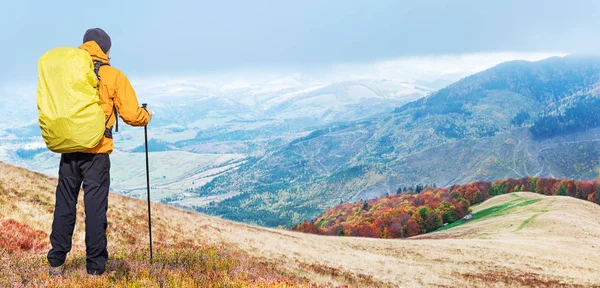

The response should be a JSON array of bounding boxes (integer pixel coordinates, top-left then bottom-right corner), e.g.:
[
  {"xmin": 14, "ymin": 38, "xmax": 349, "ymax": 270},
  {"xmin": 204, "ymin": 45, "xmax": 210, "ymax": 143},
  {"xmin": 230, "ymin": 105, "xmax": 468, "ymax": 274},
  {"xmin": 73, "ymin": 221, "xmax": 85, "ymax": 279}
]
[
  {"xmin": 139, "ymin": 78, "xmax": 433, "ymax": 154},
  {"xmin": 194, "ymin": 56, "xmax": 600, "ymax": 227}
]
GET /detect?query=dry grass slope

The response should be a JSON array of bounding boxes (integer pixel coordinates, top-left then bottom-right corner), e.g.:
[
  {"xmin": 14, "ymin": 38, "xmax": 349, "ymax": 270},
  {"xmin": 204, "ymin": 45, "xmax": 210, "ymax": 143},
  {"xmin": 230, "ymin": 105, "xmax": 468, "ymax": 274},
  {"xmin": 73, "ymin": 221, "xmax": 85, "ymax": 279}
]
[{"xmin": 1, "ymin": 162, "xmax": 600, "ymax": 287}]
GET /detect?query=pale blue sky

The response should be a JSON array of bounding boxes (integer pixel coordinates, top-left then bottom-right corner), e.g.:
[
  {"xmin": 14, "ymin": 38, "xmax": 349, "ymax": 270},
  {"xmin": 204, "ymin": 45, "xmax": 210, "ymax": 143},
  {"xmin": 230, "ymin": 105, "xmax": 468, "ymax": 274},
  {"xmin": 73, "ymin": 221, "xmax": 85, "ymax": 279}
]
[{"xmin": 1, "ymin": 0, "xmax": 599, "ymax": 83}]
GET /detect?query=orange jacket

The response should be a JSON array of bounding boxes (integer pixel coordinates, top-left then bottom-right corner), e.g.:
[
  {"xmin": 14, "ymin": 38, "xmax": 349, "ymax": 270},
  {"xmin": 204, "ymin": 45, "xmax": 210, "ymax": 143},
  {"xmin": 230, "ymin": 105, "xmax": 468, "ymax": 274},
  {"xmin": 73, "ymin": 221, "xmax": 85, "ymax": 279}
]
[{"xmin": 79, "ymin": 41, "xmax": 151, "ymax": 154}]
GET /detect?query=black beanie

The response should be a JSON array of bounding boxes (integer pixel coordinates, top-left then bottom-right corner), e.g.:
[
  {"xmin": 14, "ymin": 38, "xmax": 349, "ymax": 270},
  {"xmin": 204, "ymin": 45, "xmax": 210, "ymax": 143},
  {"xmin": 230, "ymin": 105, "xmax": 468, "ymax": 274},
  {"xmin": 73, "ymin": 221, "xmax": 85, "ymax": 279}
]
[{"xmin": 83, "ymin": 28, "xmax": 112, "ymax": 53}]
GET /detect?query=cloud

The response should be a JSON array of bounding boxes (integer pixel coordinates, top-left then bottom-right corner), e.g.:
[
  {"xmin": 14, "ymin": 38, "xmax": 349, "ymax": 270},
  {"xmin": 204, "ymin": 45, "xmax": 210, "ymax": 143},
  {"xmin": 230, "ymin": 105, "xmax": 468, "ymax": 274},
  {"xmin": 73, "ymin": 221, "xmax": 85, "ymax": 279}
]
[
  {"xmin": 127, "ymin": 51, "xmax": 567, "ymax": 92},
  {"xmin": 322, "ymin": 51, "xmax": 568, "ymax": 83}
]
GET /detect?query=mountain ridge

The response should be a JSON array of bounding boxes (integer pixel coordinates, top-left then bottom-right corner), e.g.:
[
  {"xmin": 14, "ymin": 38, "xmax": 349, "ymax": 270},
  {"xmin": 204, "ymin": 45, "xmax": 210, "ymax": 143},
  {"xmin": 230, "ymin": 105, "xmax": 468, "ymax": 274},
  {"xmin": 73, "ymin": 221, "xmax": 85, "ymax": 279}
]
[{"xmin": 193, "ymin": 55, "xmax": 600, "ymax": 226}]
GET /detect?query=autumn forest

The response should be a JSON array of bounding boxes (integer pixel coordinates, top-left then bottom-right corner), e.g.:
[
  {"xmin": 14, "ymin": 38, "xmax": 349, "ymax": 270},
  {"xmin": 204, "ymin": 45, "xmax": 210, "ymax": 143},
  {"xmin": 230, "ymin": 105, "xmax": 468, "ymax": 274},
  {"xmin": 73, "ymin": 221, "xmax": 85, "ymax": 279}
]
[{"xmin": 292, "ymin": 177, "xmax": 600, "ymax": 238}]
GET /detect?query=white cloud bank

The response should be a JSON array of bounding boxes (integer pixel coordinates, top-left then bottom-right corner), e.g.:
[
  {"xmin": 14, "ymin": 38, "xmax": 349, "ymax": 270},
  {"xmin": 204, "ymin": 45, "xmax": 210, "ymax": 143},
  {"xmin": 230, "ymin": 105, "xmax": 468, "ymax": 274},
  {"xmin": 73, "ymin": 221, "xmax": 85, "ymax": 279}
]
[
  {"xmin": 320, "ymin": 51, "xmax": 567, "ymax": 82},
  {"xmin": 126, "ymin": 51, "xmax": 566, "ymax": 93}
]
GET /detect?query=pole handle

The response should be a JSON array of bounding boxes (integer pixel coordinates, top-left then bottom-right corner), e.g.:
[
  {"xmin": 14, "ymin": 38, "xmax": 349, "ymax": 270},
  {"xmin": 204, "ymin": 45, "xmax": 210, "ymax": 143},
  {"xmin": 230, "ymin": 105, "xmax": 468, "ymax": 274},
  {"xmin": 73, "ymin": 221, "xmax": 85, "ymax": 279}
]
[{"xmin": 142, "ymin": 103, "xmax": 147, "ymax": 109}]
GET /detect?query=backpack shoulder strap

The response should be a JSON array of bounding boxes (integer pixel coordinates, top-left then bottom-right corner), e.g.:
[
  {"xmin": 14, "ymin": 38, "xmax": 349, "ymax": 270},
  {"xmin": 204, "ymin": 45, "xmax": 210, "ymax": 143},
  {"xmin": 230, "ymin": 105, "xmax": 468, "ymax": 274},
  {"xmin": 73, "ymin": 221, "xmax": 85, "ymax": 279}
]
[
  {"xmin": 93, "ymin": 61, "xmax": 110, "ymax": 124},
  {"xmin": 93, "ymin": 60, "xmax": 109, "ymax": 79},
  {"xmin": 93, "ymin": 60, "xmax": 119, "ymax": 136}
]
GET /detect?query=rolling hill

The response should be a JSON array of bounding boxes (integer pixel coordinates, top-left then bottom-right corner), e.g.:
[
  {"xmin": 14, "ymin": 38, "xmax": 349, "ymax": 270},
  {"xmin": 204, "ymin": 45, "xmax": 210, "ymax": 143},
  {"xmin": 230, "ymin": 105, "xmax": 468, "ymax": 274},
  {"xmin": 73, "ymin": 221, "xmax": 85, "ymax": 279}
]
[
  {"xmin": 195, "ymin": 55, "xmax": 600, "ymax": 226},
  {"xmin": 1, "ymin": 162, "xmax": 600, "ymax": 287}
]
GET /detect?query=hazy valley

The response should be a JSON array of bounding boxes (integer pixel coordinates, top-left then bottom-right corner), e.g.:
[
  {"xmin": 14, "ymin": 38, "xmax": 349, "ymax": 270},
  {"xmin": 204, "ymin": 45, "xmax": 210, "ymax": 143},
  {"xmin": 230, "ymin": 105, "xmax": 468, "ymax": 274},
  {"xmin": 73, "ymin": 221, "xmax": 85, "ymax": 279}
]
[{"xmin": 0, "ymin": 77, "xmax": 433, "ymax": 206}]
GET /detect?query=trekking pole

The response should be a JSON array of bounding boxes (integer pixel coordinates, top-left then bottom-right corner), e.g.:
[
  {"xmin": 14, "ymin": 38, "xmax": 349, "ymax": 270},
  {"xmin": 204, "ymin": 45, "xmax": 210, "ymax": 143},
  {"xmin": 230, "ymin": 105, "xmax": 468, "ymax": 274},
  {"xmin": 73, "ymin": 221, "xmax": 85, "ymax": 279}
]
[{"xmin": 142, "ymin": 103, "xmax": 153, "ymax": 263}]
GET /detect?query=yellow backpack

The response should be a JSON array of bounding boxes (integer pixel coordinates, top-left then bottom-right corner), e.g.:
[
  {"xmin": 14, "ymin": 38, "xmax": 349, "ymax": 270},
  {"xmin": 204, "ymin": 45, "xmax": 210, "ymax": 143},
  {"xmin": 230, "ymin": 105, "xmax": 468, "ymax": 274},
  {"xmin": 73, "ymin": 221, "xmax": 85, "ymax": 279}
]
[{"xmin": 36, "ymin": 47, "xmax": 105, "ymax": 153}]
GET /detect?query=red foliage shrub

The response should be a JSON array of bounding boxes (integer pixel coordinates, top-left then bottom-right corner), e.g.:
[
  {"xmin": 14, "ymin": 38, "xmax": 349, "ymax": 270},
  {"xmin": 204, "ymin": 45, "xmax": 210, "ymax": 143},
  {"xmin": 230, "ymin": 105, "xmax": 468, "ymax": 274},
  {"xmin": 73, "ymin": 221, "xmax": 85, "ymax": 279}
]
[{"xmin": 0, "ymin": 214, "xmax": 47, "ymax": 253}]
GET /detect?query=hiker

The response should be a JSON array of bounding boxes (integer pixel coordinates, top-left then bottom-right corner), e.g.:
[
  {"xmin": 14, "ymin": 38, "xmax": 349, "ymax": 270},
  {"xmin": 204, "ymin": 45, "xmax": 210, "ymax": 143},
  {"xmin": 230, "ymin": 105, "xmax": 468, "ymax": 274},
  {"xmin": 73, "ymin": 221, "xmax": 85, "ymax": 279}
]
[{"xmin": 46, "ymin": 28, "xmax": 153, "ymax": 276}]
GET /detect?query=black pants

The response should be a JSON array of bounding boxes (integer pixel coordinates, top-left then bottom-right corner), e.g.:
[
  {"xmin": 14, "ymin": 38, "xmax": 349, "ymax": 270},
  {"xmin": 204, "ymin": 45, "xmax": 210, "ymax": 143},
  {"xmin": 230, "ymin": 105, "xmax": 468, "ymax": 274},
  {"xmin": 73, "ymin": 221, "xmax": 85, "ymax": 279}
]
[{"xmin": 47, "ymin": 153, "xmax": 110, "ymax": 274}]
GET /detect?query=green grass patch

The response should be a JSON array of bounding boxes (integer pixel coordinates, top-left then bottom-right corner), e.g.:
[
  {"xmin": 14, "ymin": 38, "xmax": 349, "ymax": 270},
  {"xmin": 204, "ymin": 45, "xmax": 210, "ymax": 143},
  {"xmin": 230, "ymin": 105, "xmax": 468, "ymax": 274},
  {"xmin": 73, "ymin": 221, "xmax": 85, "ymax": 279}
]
[
  {"xmin": 438, "ymin": 218, "xmax": 466, "ymax": 231},
  {"xmin": 474, "ymin": 199, "xmax": 518, "ymax": 219},
  {"xmin": 517, "ymin": 213, "xmax": 541, "ymax": 231},
  {"xmin": 436, "ymin": 193, "xmax": 542, "ymax": 232},
  {"xmin": 514, "ymin": 198, "xmax": 541, "ymax": 208},
  {"xmin": 471, "ymin": 197, "xmax": 540, "ymax": 220}
]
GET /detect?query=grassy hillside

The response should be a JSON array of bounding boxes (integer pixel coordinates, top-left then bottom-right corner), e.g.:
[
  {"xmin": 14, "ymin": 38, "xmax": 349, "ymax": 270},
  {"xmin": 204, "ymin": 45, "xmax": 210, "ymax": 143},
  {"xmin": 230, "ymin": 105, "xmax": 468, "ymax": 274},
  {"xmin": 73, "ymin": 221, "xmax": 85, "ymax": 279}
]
[
  {"xmin": 0, "ymin": 162, "xmax": 304, "ymax": 287},
  {"xmin": 1, "ymin": 162, "xmax": 600, "ymax": 287}
]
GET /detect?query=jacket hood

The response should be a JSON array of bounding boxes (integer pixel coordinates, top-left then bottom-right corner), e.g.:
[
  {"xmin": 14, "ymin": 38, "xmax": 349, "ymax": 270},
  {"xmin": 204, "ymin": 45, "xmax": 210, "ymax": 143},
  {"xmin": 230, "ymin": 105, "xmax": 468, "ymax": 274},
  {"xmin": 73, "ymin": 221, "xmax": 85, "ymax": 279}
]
[{"xmin": 79, "ymin": 41, "xmax": 110, "ymax": 64}]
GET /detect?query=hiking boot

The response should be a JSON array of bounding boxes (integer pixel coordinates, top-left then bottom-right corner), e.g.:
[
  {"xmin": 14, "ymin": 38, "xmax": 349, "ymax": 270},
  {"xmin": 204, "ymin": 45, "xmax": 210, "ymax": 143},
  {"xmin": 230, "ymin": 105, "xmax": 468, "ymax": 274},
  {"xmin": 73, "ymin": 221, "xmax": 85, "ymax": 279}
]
[
  {"xmin": 87, "ymin": 269, "xmax": 105, "ymax": 276},
  {"xmin": 49, "ymin": 264, "xmax": 64, "ymax": 276}
]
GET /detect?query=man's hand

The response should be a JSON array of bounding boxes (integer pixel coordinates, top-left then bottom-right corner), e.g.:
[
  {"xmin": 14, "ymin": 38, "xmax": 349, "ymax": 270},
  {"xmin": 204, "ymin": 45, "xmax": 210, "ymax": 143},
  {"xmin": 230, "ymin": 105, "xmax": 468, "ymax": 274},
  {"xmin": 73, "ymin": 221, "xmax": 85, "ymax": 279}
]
[{"xmin": 146, "ymin": 108, "xmax": 153, "ymax": 118}]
